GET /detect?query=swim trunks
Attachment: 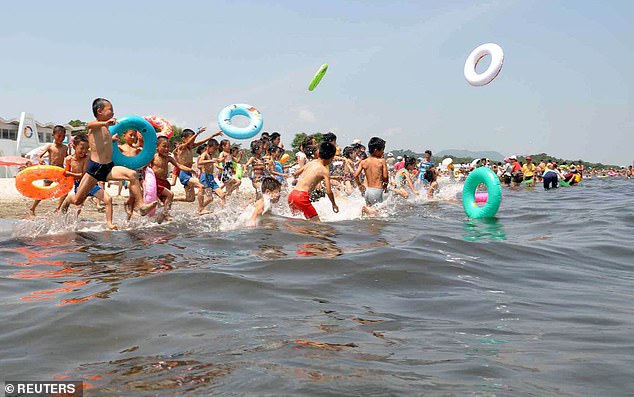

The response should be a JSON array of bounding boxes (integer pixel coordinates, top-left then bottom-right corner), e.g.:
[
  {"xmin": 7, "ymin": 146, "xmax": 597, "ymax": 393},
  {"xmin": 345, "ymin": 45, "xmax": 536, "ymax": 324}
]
[
  {"xmin": 200, "ymin": 172, "xmax": 220, "ymax": 190},
  {"xmin": 288, "ymin": 190, "xmax": 318, "ymax": 219},
  {"xmin": 86, "ymin": 160, "xmax": 114, "ymax": 182},
  {"xmin": 364, "ymin": 187, "xmax": 385, "ymax": 205},
  {"xmin": 156, "ymin": 177, "xmax": 171, "ymax": 196},
  {"xmin": 179, "ymin": 170, "xmax": 192, "ymax": 187},
  {"xmin": 73, "ymin": 179, "xmax": 101, "ymax": 197}
]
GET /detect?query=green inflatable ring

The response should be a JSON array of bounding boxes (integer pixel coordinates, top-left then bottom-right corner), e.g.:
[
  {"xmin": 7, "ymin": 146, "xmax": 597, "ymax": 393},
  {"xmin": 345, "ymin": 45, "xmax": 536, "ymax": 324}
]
[
  {"xmin": 308, "ymin": 64, "xmax": 328, "ymax": 91},
  {"xmin": 559, "ymin": 179, "xmax": 570, "ymax": 187},
  {"xmin": 462, "ymin": 167, "xmax": 502, "ymax": 219}
]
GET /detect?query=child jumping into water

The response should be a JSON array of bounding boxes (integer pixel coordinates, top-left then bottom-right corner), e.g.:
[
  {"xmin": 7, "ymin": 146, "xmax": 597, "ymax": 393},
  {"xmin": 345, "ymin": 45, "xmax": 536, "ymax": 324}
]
[
  {"xmin": 289, "ymin": 141, "xmax": 339, "ymax": 221},
  {"xmin": 60, "ymin": 134, "xmax": 115, "ymax": 229},
  {"xmin": 249, "ymin": 176, "xmax": 282, "ymax": 226},
  {"xmin": 150, "ymin": 136, "xmax": 193, "ymax": 221},
  {"xmin": 173, "ymin": 128, "xmax": 222, "ymax": 214},
  {"xmin": 67, "ymin": 98, "xmax": 157, "ymax": 219},
  {"xmin": 392, "ymin": 156, "xmax": 419, "ymax": 199},
  {"xmin": 197, "ymin": 139, "xmax": 226, "ymax": 210},
  {"xmin": 354, "ymin": 137, "xmax": 388, "ymax": 215}
]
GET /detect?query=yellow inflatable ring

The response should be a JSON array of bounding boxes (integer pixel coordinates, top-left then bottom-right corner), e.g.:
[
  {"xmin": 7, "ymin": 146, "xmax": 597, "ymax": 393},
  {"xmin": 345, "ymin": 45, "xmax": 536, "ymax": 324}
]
[
  {"xmin": 454, "ymin": 169, "xmax": 461, "ymax": 178},
  {"xmin": 15, "ymin": 165, "xmax": 74, "ymax": 200}
]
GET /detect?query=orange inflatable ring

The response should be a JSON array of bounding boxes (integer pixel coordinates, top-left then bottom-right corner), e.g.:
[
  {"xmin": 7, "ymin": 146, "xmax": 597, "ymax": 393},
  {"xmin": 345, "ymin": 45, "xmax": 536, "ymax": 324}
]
[
  {"xmin": 144, "ymin": 115, "xmax": 173, "ymax": 138},
  {"xmin": 15, "ymin": 165, "xmax": 74, "ymax": 200},
  {"xmin": 280, "ymin": 153, "xmax": 290, "ymax": 163}
]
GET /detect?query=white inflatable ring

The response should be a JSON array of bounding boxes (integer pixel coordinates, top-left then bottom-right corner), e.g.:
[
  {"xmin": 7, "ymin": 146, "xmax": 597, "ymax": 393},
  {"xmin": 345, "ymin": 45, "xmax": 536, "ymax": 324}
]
[{"xmin": 464, "ymin": 43, "xmax": 504, "ymax": 87}]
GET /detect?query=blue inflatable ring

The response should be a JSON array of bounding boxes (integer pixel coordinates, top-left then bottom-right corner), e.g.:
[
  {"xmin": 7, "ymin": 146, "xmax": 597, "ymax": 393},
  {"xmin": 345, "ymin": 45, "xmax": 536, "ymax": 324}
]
[
  {"xmin": 109, "ymin": 115, "xmax": 157, "ymax": 170},
  {"xmin": 217, "ymin": 104, "xmax": 263, "ymax": 140},
  {"xmin": 462, "ymin": 167, "xmax": 502, "ymax": 219}
]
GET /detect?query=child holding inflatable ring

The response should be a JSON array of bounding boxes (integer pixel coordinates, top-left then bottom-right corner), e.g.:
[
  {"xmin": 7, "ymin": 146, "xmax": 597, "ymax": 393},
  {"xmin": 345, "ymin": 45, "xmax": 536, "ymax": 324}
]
[
  {"xmin": 60, "ymin": 134, "xmax": 116, "ymax": 230},
  {"xmin": 29, "ymin": 125, "xmax": 68, "ymax": 216},
  {"xmin": 68, "ymin": 98, "xmax": 158, "ymax": 217}
]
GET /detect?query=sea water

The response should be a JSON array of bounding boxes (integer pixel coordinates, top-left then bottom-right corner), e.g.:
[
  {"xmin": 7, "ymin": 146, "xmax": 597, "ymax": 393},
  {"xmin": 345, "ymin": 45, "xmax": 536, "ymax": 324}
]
[{"xmin": 0, "ymin": 178, "xmax": 633, "ymax": 396}]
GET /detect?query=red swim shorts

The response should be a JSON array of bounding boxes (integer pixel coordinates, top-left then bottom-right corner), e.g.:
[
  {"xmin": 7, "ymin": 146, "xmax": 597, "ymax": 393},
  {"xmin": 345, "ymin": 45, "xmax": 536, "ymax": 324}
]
[
  {"xmin": 156, "ymin": 177, "xmax": 171, "ymax": 196},
  {"xmin": 288, "ymin": 190, "xmax": 318, "ymax": 219}
]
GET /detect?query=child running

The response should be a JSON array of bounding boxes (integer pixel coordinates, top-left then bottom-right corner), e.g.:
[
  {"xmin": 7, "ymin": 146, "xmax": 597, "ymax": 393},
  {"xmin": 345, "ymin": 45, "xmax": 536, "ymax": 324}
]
[
  {"xmin": 197, "ymin": 139, "xmax": 226, "ymax": 211},
  {"xmin": 60, "ymin": 134, "xmax": 116, "ymax": 229},
  {"xmin": 354, "ymin": 137, "xmax": 388, "ymax": 214},
  {"xmin": 68, "ymin": 98, "xmax": 157, "ymax": 216},
  {"xmin": 150, "ymin": 136, "xmax": 193, "ymax": 222},
  {"xmin": 392, "ymin": 156, "xmax": 419, "ymax": 199},
  {"xmin": 217, "ymin": 140, "xmax": 242, "ymax": 196},
  {"xmin": 289, "ymin": 141, "xmax": 339, "ymax": 221},
  {"xmin": 173, "ymin": 128, "xmax": 222, "ymax": 214}
]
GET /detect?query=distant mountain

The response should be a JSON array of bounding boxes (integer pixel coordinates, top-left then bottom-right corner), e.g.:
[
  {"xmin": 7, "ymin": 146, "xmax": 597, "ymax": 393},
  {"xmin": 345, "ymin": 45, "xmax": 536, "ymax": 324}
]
[{"xmin": 435, "ymin": 149, "xmax": 505, "ymax": 161}]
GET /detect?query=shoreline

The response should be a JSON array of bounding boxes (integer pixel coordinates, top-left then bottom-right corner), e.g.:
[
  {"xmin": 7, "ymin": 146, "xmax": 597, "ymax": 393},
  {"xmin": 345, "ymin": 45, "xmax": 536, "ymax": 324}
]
[{"xmin": 0, "ymin": 177, "xmax": 256, "ymax": 221}]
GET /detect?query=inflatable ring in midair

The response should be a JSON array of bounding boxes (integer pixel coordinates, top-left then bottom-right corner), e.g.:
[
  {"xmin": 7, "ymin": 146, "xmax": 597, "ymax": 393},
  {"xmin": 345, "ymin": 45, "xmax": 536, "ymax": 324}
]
[{"xmin": 217, "ymin": 104, "xmax": 263, "ymax": 140}]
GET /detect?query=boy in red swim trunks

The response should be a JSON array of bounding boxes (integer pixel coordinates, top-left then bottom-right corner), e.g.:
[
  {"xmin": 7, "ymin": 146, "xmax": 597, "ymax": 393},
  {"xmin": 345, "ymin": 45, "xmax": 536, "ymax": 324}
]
[{"xmin": 289, "ymin": 141, "xmax": 339, "ymax": 221}]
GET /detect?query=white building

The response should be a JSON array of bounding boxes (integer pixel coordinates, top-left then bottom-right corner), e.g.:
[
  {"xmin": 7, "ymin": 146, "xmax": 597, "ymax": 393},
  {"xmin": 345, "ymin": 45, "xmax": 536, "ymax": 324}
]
[{"xmin": 0, "ymin": 112, "xmax": 83, "ymax": 177}]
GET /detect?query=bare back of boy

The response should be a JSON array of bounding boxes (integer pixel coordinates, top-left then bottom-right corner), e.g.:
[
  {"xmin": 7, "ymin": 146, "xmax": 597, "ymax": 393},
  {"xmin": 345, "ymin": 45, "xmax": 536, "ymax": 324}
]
[
  {"xmin": 361, "ymin": 157, "xmax": 388, "ymax": 190},
  {"xmin": 295, "ymin": 160, "xmax": 329, "ymax": 192}
]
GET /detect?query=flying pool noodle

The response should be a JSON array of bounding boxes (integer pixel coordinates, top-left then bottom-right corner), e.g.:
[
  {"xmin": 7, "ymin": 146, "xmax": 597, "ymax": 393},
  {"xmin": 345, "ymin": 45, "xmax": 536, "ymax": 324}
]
[
  {"xmin": 144, "ymin": 167, "xmax": 158, "ymax": 217},
  {"xmin": 308, "ymin": 64, "xmax": 328, "ymax": 91},
  {"xmin": 217, "ymin": 104, "xmax": 263, "ymax": 140},
  {"xmin": 109, "ymin": 115, "xmax": 157, "ymax": 169},
  {"xmin": 15, "ymin": 165, "xmax": 74, "ymax": 200},
  {"xmin": 464, "ymin": 43, "xmax": 504, "ymax": 87},
  {"xmin": 462, "ymin": 167, "xmax": 502, "ymax": 219}
]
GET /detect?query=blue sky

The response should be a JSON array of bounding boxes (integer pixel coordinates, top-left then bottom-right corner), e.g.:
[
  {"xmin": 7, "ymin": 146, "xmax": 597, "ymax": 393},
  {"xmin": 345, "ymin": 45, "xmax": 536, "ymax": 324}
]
[{"xmin": 1, "ymin": 0, "xmax": 632, "ymax": 164}]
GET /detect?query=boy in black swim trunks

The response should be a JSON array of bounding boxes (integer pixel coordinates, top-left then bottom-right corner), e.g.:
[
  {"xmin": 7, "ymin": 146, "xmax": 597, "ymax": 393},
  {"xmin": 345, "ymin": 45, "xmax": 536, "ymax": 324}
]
[{"xmin": 67, "ymin": 98, "xmax": 157, "ymax": 225}]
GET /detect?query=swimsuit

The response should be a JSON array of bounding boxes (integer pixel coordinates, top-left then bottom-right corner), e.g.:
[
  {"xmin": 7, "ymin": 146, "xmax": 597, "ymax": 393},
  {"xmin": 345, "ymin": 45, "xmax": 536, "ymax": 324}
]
[
  {"xmin": 86, "ymin": 160, "xmax": 115, "ymax": 182},
  {"xmin": 73, "ymin": 179, "xmax": 101, "ymax": 197},
  {"xmin": 288, "ymin": 190, "xmax": 318, "ymax": 219},
  {"xmin": 179, "ymin": 170, "xmax": 192, "ymax": 187},
  {"xmin": 156, "ymin": 177, "xmax": 171, "ymax": 196},
  {"xmin": 221, "ymin": 157, "xmax": 235, "ymax": 182},
  {"xmin": 364, "ymin": 187, "xmax": 385, "ymax": 205},
  {"xmin": 200, "ymin": 172, "xmax": 220, "ymax": 190}
]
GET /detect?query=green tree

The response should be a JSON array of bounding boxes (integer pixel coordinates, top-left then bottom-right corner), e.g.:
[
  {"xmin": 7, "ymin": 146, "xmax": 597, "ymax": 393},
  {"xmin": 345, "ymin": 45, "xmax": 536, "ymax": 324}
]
[
  {"xmin": 291, "ymin": 132, "xmax": 308, "ymax": 153},
  {"xmin": 169, "ymin": 125, "xmax": 184, "ymax": 147},
  {"xmin": 68, "ymin": 119, "xmax": 86, "ymax": 127}
]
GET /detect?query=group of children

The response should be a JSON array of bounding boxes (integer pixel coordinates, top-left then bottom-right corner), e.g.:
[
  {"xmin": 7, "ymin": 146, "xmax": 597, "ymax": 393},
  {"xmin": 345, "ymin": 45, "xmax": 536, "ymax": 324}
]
[{"xmin": 27, "ymin": 97, "xmax": 449, "ymax": 228}]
